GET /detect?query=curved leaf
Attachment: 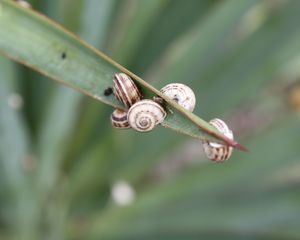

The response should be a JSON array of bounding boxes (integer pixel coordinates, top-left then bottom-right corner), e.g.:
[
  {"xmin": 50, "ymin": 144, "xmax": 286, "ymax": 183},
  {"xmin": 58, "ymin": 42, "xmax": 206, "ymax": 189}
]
[{"xmin": 0, "ymin": 0, "xmax": 245, "ymax": 149}]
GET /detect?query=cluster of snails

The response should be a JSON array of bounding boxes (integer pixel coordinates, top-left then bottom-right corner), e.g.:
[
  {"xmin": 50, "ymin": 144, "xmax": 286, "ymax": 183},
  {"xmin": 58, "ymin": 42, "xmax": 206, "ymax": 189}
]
[
  {"xmin": 110, "ymin": 73, "xmax": 166, "ymax": 132},
  {"xmin": 109, "ymin": 73, "xmax": 234, "ymax": 162}
]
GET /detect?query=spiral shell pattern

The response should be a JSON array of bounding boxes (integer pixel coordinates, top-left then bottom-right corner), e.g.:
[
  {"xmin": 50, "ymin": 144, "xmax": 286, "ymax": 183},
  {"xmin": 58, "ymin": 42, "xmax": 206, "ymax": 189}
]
[
  {"xmin": 111, "ymin": 109, "xmax": 130, "ymax": 129},
  {"xmin": 202, "ymin": 118, "xmax": 234, "ymax": 162},
  {"xmin": 160, "ymin": 83, "xmax": 196, "ymax": 112},
  {"xmin": 128, "ymin": 100, "xmax": 166, "ymax": 132},
  {"xmin": 113, "ymin": 73, "xmax": 142, "ymax": 108}
]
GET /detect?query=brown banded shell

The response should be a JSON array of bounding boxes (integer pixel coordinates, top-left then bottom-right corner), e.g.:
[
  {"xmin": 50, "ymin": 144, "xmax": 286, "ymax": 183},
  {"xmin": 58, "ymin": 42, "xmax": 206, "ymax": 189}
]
[
  {"xmin": 111, "ymin": 109, "xmax": 130, "ymax": 129},
  {"xmin": 202, "ymin": 118, "xmax": 234, "ymax": 162},
  {"xmin": 113, "ymin": 73, "xmax": 142, "ymax": 108},
  {"xmin": 127, "ymin": 100, "xmax": 166, "ymax": 132},
  {"xmin": 160, "ymin": 83, "xmax": 196, "ymax": 112}
]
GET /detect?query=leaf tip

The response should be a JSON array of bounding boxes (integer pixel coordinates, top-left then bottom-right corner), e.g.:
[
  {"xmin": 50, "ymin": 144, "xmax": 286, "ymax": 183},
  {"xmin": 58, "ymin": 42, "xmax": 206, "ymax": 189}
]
[
  {"xmin": 233, "ymin": 142, "xmax": 248, "ymax": 152},
  {"xmin": 223, "ymin": 136, "xmax": 248, "ymax": 152}
]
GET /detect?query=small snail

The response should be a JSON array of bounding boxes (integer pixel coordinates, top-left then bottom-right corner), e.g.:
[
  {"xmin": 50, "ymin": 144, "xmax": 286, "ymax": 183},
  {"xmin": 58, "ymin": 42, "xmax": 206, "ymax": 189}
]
[
  {"xmin": 160, "ymin": 83, "xmax": 196, "ymax": 112},
  {"xmin": 127, "ymin": 100, "xmax": 166, "ymax": 132},
  {"xmin": 111, "ymin": 109, "xmax": 130, "ymax": 129},
  {"xmin": 202, "ymin": 118, "xmax": 234, "ymax": 162},
  {"xmin": 113, "ymin": 73, "xmax": 142, "ymax": 108}
]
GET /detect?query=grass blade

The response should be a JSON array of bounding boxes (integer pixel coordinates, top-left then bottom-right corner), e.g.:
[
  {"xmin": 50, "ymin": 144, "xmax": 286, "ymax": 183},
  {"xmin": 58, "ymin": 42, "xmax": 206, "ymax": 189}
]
[
  {"xmin": 0, "ymin": 0, "xmax": 245, "ymax": 148},
  {"xmin": 0, "ymin": 57, "xmax": 39, "ymax": 240}
]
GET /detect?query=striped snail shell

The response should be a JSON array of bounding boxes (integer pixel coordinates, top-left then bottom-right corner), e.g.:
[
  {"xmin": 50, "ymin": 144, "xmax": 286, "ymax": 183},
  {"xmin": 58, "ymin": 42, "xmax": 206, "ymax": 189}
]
[
  {"xmin": 202, "ymin": 118, "xmax": 234, "ymax": 163},
  {"xmin": 111, "ymin": 109, "xmax": 130, "ymax": 129},
  {"xmin": 128, "ymin": 100, "xmax": 166, "ymax": 132},
  {"xmin": 160, "ymin": 83, "xmax": 196, "ymax": 112},
  {"xmin": 113, "ymin": 73, "xmax": 142, "ymax": 108}
]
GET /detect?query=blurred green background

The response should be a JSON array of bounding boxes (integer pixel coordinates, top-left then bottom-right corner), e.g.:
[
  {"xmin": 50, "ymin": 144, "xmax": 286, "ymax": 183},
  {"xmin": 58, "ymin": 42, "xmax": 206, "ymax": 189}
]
[{"xmin": 1, "ymin": 0, "xmax": 300, "ymax": 239}]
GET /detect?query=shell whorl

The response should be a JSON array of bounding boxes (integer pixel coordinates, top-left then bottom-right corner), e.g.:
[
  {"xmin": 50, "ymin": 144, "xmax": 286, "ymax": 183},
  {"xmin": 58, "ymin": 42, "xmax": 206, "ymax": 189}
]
[
  {"xmin": 160, "ymin": 83, "xmax": 196, "ymax": 112},
  {"xmin": 202, "ymin": 142, "xmax": 233, "ymax": 162},
  {"xmin": 113, "ymin": 73, "xmax": 142, "ymax": 108},
  {"xmin": 128, "ymin": 100, "xmax": 166, "ymax": 132},
  {"xmin": 202, "ymin": 118, "xmax": 234, "ymax": 162},
  {"xmin": 111, "ymin": 109, "xmax": 130, "ymax": 129}
]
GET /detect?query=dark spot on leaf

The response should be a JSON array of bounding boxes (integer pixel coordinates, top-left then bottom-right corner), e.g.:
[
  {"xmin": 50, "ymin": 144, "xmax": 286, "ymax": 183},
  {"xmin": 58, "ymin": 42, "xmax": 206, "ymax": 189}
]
[
  {"xmin": 61, "ymin": 52, "xmax": 67, "ymax": 59},
  {"xmin": 104, "ymin": 87, "xmax": 113, "ymax": 96}
]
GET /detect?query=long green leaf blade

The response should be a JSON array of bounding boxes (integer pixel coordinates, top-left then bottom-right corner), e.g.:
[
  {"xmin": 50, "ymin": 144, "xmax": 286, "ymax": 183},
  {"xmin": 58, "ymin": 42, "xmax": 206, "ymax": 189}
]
[
  {"xmin": 0, "ymin": 56, "xmax": 39, "ymax": 240},
  {"xmin": 0, "ymin": 0, "xmax": 244, "ymax": 149}
]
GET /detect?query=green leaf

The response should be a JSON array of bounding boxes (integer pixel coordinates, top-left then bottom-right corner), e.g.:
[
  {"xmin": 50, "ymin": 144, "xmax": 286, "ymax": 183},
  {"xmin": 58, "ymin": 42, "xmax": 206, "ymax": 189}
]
[
  {"xmin": 0, "ymin": 56, "xmax": 39, "ymax": 240},
  {"xmin": 0, "ymin": 0, "xmax": 245, "ymax": 149},
  {"xmin": 82, "ymin": 115, "xmax": 300, "ymax": 239},
  {"xmin": 109, "ymin": 0, "xmax": 169, "ymax": 64},
  {"xmin": 36, "ymin": 0, "xmax": 115, "ymax": 190}
]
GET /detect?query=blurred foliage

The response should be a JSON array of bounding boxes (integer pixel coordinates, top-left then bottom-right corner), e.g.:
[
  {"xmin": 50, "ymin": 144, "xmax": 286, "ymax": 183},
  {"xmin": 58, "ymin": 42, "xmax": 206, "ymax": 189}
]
[{"xmin": 1, "ymin": 0, "xmax": 300, "ymax": 239}]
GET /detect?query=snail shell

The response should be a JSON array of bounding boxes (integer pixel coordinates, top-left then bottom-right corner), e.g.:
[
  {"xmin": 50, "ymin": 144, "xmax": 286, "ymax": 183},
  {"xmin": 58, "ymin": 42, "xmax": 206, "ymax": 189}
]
[
  {"xmin": 111, "ymin": 109, "xmax": 130, "ymax": 129},
  {"xmin": 202, "ymin": 118, "xmax": 234, "ymax": 162},
  {"xmin": 160, "ymin": 83, "xmax": 196, "ymax": 112},
  {"xmin": 127, "ymin": 100, "xmax": 166, "ymax": 132},
  {"xmin": 113, "ymin": 73, "xmax": 142, "ymax": 108}
]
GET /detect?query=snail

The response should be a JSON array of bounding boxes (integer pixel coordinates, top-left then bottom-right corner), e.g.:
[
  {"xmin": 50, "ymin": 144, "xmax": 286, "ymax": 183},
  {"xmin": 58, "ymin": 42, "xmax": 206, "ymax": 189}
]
[
  {"xmin": 113, "ymin": 73, "xmax": 142, "ymax": 108},
  {"xmin": 111, "ymin": 109, "xmax": 130, "ymax": 129},
  {"xmin": 202, "ymin": 118, "xmax": 234, "ymax": 162},
  {"xmin": 159, "ymin": 83, "xmax": 196, "ymax": 112},
  {"xmin": 127, "ymin": 99, "xmax": 166, "ymax": 132}
]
